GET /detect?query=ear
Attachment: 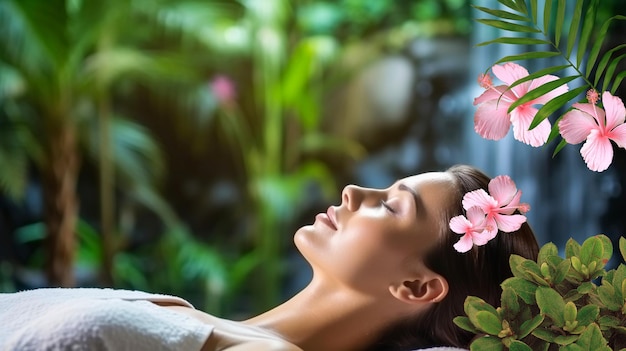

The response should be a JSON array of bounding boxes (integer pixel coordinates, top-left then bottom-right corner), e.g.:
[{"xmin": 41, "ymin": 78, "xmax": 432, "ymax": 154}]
[{"xmin": 389, "ymin": 272, "xmax": 448, "ymax": 305}]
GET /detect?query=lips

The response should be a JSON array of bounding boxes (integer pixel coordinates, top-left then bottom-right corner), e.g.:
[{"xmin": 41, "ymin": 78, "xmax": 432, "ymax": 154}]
[{"xmin": 316, "ymin": 206, "xmax": 338, "ymax": 230}]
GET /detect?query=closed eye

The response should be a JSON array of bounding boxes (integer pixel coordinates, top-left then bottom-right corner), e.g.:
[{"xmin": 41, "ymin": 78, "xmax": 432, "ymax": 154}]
[{"xmin": 381, "ymin": 200, "xmax": 395, "ymax": 213}]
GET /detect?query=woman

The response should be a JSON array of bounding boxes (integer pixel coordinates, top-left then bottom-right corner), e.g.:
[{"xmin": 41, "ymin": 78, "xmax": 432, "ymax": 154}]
[{"xmin": 0, "ymin": 165, "xmax": 539, "ymax": 351}]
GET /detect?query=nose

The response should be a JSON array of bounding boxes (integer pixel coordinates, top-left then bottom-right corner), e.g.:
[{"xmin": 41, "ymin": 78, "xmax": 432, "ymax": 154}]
[{"xmin": 342, "ymin": 184, "xmax": 379, "ymax": 211}]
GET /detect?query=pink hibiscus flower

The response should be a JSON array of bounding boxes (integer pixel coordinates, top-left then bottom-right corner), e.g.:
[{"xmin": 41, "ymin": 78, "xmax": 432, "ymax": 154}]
[
  {"xmin": 558, "ymin": 91, "xmax": 626, "ymax": 172},
  {"xmin": 462, "ymin": 175, "xmax": 529, "ymax": 235},
  {"xmin": 450, "ymin": 207, "xmax": 491, "ymax": 253},
  {"xmin": 473, "ymin": 62, "xmax": 569, "ymax": 147}
]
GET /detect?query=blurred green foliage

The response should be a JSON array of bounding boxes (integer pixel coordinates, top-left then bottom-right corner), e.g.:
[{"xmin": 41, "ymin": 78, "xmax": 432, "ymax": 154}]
[{"xmin": 0, "ymin": 0, "xmax": 471, "ymax": 315}]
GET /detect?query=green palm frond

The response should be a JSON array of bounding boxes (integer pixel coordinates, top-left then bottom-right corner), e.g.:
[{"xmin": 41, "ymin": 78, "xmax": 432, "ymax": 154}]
[
  {"xmin": 82, "ymin": 116, "xmax": 165, "ymax": 187},
  {"xmin": 474, "ymin": 0, "xmax": 626, "ymax": 131},
  {"xmin": 0, "ymin": 121, "xmax": 29, "ymax": 201},
  {"xmin": 0, "ymin": 0, "xmax": 67, "ymax": 72}
]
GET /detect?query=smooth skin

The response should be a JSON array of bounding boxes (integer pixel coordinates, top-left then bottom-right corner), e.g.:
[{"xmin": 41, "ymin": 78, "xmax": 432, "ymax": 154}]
[{"xmin": 163, "ymin": 172, "xmax": 457, "ymax": 351}]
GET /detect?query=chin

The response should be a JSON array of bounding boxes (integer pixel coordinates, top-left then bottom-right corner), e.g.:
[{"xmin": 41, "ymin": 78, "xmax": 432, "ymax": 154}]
[{"xmin": 292, "ymin": 225, "xmax": 322, "ymax": 264}]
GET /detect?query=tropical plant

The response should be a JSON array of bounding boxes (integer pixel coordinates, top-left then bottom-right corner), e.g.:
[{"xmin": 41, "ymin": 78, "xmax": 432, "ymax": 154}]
[
  {"xmin": 471, "ymin": 0, "xmax": 626, "ymax": 172},
  {"xmin": 0, "ymin": 0, "xmax": 236, "ymax": 286},
  {"xmin": 454, "ymin": 234, "xmax": 626, "ymax": 350},
  {"xmin": 454, "ymin": 1, "xmax": 626, "ymax": 349}
]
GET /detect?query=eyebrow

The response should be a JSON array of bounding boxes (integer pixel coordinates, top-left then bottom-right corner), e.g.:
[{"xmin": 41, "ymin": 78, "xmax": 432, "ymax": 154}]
[{"xmin": 398, "ymin": 183, "xmax": 421, "ymax": 217}]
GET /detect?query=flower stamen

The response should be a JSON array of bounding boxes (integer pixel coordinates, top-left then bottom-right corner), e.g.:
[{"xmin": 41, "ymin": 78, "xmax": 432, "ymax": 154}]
[{"xmin": 477, "ymin": 73, "xmax": 493, "ymax": 89}]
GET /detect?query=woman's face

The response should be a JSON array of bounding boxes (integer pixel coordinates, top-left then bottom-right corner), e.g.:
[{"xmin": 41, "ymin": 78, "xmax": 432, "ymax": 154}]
[{"xmin": 294, "ymin": 172, "xmax": 457, "ymax": 293}]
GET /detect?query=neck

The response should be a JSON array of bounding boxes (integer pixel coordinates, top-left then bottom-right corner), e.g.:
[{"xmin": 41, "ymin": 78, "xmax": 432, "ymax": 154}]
[{"xmin": 244, "ymin": 279, "xmax": 406, "ymax": 351}]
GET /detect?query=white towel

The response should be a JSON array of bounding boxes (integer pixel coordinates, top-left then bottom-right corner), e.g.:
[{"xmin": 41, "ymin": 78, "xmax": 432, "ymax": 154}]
[{"xmin": 0, "ymin": 288, "xmax": 214, "ymax": 351}]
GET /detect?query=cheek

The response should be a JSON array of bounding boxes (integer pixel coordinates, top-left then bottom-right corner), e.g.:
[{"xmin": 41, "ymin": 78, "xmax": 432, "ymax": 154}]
[{"xmin": 333, "ymin": 224, "xmax": 412, "ymax": 271}]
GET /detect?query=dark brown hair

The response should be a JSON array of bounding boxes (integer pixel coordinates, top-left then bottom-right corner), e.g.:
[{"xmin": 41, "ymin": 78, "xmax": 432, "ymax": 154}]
[{"xmin": 369, "ymin": 164, "xmax": 540, "ymax": 350}]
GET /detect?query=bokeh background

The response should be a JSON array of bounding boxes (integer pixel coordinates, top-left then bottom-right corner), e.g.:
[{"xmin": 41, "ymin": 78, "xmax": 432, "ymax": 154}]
[{"xmin": 1, "ymin": 0, "xmax": 625, "ymax": 317}]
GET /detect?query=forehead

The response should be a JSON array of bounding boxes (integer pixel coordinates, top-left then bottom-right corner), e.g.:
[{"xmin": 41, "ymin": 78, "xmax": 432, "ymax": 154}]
[
  {"xmin": 395, "ymin": 172, "xmax": 456, "ymax": 210},
  {"xmin": 397, "ymin": 172, "xmax": 455, "ymax": 190}
]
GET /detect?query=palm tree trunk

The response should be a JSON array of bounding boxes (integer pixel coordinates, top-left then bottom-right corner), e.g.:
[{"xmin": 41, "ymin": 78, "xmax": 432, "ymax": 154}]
[{"xmin": 41, "ymin": 123, "xmax": 80, "ymax": 287}]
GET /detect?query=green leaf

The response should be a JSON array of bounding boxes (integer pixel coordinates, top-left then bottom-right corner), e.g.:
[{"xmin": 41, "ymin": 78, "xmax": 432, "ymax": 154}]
[
  {"xmin": 595, "ymin": 234, "xmax": 613, "ymax": 263},
  {"xmin": 498, "ymin": 0, "xmax": 524, "ymax": 13},
  {"xmin": 475, "ymin": 310, "xmax": 503, "ymax": 335},
  {"xmin": 536, "ymin": 286, "xmax": 565, "ymax": 327},
  {"xmin": 598, "ymin": 282, "xmax": 621, "ymax": 311},
  {"xmin": 575, "ymin": 323, "xmax": 608, "ymax": 350},
  {"xmin": 507, "ymin": 75, "xmax": 578, "ymax": 114},
  {"xmin": 544, "ymin": 254, "xmax": 564, "ymax": 267},
  {"xmin": 554, "ymin": 0, "xmax": 566, "ymax": 47},
  {"xmin": 527, "ymin": 270, "xmax": 550, "ymax": 286},
  {"xmin": 563, "ymin": 289, "xmax": 583, "ymax": 302},
  {"xmin": 521, "ymin": 259, "xmax": 543, "ymax": 278},
  {"xmin": 509, "ymin": 340, "xmax": 532, "ymax": 351},
  {"xmin": 543, "ymin": 0, "xmax": 552, "ymax": 35},
  {"xmin": 501, "ymin": 286, "xmax": 520, "ymax": 316},
  {"xmin": 519, "ymin": 313, "xmax": 544, "ymax": 338},
  {"xmin": 533, "ymin": 328, "xmax": 557, "ymax": 342},
  {"xmin": 586, "ymin": 15, "xmax": 626, "ymax": 80},
  {"xmin": 597, "ymin": 315, "xmax": 620, "ymax": 328},
  {"xmin": 530, "ymin": 0, "xmax": 538, "ymax": 24},
  {"xmin": 576, "ymin": 0, "xmax": 598, "ymax": 68},
  {"xmin": 509, "ymin": 254, "xmax": 529, "ymax": 279},
  {"xmin": 580, "ymin": 236, "xmax": 603, "ymax": 266},
  {"xmin": 476, "ymin": 19, "xmax": 541, "ymax": 33},
  {"xmin": 612, "ymin": 265, "xmax": 626, "ymax": 299},
  {"xmin": 512, "ymin": 0, "xmax": 527, "ymax": 14},
  {"xmin": 602, "ymin": 53, "xmax": 626, "ymax": 93},
  {"xmin": 592, "ymin": 46, "xmax": 626, "ymax": 88},
  {"xmin": 620, "ymin": 237, "xmax": 626, "ymax": 262},
  {"xmin": 571, "ymin": 255, "xmax": 583, "ymax": 272},
  {"xmin": 531, "ymin": 86, "xmax": 587, "ymax": 130},
  {"xmin": 561, "ymin": 344, "xmax": 584, "ymax": 351},
  {"xmin": 577, "ymin": 304, "xmax": 599, "ymax": 326},
  {"xmin": 477, "ymin": 37, "xmax": 551, "ymax": 47},
  {"xmin": 465, "ymin": 296, "xmax": 499, "ymax": 328},
  {"xmin": 453, "ymin": 316, "xmax": 480, "ymax": 333},
  {"xmin": 470, "ymin": 336, "xmax": 503, "ymax": 351},
  {"xmin": 495, "ymin": 51, "xmax": 560, "ymax": 66},
  {"xmin": 577, "ymin": 281, "xmax": 594, "ymax": 294},
  {"xmin": 611, "ymin": 70, "xmax": 626, "ymax": 94},
  {"xmin": 502, "ymin": 277, "xmax": 538, "ymax": 304},
  {"xmin": 553, "ymin": 258, "xmax": 571, "ymax": 285},
  {"xmin": 551, "ymin": 137, "xmax": 568, "ymax": 158},
  {"xmin": 538, "ymin": 242, "xmax": 559, "ymax": 264},
  {"xmin": 565, "ymin": 0, "xmax": 584, "ymax": 58},
  {"xmin": 564, "ymin": 301, "xmax": 577, "ymax": 322},
  {"xmin": 555, "ymin": 334, "xmax": 580, "ymax": 345},
  {"xmin": 473, "ymin": 6, "xmax": 530, "ymax": 21},
  {"xmin": 566, "ymin": 238, "xmax": 582, "ymax": 258}
]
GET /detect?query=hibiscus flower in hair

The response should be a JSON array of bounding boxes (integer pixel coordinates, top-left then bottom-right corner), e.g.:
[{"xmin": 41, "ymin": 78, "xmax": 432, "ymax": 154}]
[
  {"xmin": 449, "ymin": 207, "xmax": 491, "ymax": 253},
  {"xmin": 558, "ymin": 91, "xmax": 626, "ymax": 172},
  {"xmin": 462, "ymin": 175, "xmax": 529, "ymax": 237},
  {"xmin": 450, "ymin": 175, "xmax": 530, "ymax": 253},
  {"xmin": 473, "ymin": 62, "xmax": 569, "ymax": 147}
]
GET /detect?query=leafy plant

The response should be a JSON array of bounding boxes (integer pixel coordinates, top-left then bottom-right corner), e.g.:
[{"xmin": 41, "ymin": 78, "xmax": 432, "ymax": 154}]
[
  {"xmin": 471, "ymin": 0, "xmax": 626, "ymax": 171},
  {"xmin": 454, "ymin": 234, "xmax": 626, "ymax": 350}
]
